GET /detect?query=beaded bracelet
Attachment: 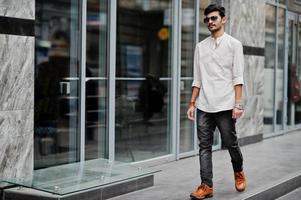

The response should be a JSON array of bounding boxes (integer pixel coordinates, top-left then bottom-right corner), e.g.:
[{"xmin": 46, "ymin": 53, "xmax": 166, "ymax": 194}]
[{"xmin": 189, "ymin": 101, "xmax": 195, "ymax": 107}]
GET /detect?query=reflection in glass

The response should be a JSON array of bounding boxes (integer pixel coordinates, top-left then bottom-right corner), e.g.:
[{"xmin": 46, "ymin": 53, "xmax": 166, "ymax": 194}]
[
  {"xmin": 180, "ymin": 80, "xmax": 194, "ymax": 153},
  {"xmin": 180, "ymin": 0, "xmax": 195, "ymax": 153},
  {"xmin": 287, "ymin": 20, "xmax": 294, "ymax": 126},
  {"xmin": 299, "ymin": 22, "xmax": 301, "ymax": 75},
  {"xmin": 264, "ymin": 4, "xmax": 276, "ymax": 133},
  {"xmin": 85, "ymin": 0, "xmax": 108, "ymax": 160},
  {"xmin": 85, "ymin": 80, "xmax": 107, "ymax": 160},
  {"xmin": 275, "ymin": 8, "xmax": 285, "ymax": 131},
  {"xmin": 35, "ymin": 1, "xmax": 80, "ymax": 168},
  {"xmin": 199, "ymin": 0, "xmax": 213, "ymax": 41},
  {"xmin": 0, "ymin": 158, "xmax": 156, "ymax": 195},
  {"xmin": 115, "ymin": 0, "xmax": 172, "ymax": 162},
  {"xmin": 295, "ymin": 22, "xmax": 301, "ymax": 124}
]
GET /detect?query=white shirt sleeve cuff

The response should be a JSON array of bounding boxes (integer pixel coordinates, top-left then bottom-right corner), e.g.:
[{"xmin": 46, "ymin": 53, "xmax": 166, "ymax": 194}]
[
  {"xmin": 192, "ymin": 81, "xmax": 201, "ymax": 88},
  {"xmin": 233, "ymin": 77, "xmax": 244, "ymax": 86}
]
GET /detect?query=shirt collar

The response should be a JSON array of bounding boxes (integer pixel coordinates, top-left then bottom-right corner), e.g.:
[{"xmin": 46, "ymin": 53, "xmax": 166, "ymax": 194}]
[{"xmin": 210, "ymin": 32, "xmax": 226, "ymax": 47}]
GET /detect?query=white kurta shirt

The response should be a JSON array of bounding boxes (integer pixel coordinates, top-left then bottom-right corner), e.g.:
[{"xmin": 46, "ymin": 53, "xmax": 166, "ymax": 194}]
[{"xmin": 192, "ymin": 32, "xmax": 244, "ymax": 113}]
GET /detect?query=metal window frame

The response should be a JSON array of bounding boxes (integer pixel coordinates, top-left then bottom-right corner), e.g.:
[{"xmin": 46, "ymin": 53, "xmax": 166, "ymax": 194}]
[
  {"xmin": 265, "ymin": 1, "xmax": 290, "ymax": 134},
  {"xmin": 80, "ymin": 0, "xmax": 116, "ymax": 162},
  {"xmin": 109, "ymin": 0, "xmax": 178, "ymax": 163},
  {"xmin": 273, "ymin": 5, "xmax": 279, "ymax": 132},
  {"xmin": 287, "ymin": 12, "xmax": 298, "ymax": 127},
  {"xmin": 178, "ymin": 0, "xmax": 200, "ymax": 159},
  {"xmin": 79, "ymin": 0, "xmax": 225, "ymax": 164},
  {"xmin": 283, "ymin": 8, "xmax": 288, "ymax": 130},
  {"xmin": 108, "ymin": 0, "xmax": 117, "ymax": 161},
  {"xmin": 79, "ymin": 0, "xmax": 87, "ymax": 162},
  {"xmin": 172, "ymin": 0, "xmax": 180, "ymax": 160},
  {"xmin": 174, "ymin": 0, "xmax": 181, "ymax": 160},
  {"xmin": 176, "ymin": 0, "xmax": 200, "ymax": 159},
  {"xmin": 194, "ymin": 0, "xmax": 200, "ymax": 156}
]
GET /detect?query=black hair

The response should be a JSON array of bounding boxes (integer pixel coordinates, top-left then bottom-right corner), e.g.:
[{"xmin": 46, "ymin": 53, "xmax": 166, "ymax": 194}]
[
  {"xmin": 204, "ymin": 4, "xmax": 225, "ymax": 18},
  {"xmin": 51, "ymin": 30, "xmax": 69, "ymax": 45}
]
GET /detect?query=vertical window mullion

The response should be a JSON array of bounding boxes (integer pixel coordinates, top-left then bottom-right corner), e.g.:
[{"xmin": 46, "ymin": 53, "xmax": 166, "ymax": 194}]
[
  {"xmin": 80, "ymin": 0, "xmax": 87, "ymax": 162},
  {"xmin": 175, "ymin": 0, "xmax": 181, "ymax": 160},
  {"xmin": 273, "ymin": 5, "xmax": 279, "ymax": 132},
  {"xmin": 171, "ymin": 0, "xmax": 180, "ymax": 160},
  {"xmin": 283, "ymin": 9, "xmax": 288, "ymax": 130},
  {"xmin": 108, "ymin": 0, "xmax": 117, "ymax": 161},
  {"xmin": 193, "ymin": 0, "xmax": 200, "ymax": 154}
]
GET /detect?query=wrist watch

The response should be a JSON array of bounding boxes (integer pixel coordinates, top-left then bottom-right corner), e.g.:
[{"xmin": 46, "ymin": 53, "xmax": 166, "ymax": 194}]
[{"xmin": 234, "ymin": 103, "xmax": 244, "ymax": 110}]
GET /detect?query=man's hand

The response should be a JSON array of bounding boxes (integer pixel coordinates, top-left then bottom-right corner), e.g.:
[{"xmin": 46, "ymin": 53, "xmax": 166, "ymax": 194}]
[
  {"xmin": 187, "ymin": 87, "xmax": 200, "ymax": 121},
  {"xmin": 187, "ymin": 105, "xmax": 196, "ymax": 121},
  {"xmin": 233, "ymin": 85, "xmax": 243, "ymax": 119},
  {"xmin": 232, "ymin": 107, "xmax": 243, "ymax": 119}
]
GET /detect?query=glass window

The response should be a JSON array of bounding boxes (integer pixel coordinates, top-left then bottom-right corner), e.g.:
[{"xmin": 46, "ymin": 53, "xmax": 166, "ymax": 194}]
[
  {"xmin": 295, "ymin": 20, "xmax": 301, "ymax": 123},
  {"xmin": 287, "ymin": 19, "xmax": 294, "ymax": 126},
  {"xmin": 85, "ymin": 0, "xmax": 108, "ymax": 160},
  {"xmin": 35, "ymin": 1, "xmax": 81, "ymax": 168},
  {"xmin": 180, "ymin": 0, "xmax": 196, "ymax": 153},
  {"xmin": 299, "ymin": 20, "xmax": 301, "ymax": 85},
  {"xmin": 264, "ymin": 4, "xmax": 276, "ymax": 133},
  {"xmin": 275, "ymin": 7, "xmax": 285, "ymax": 131},
  {"xmin": 115, "ymin": 0, "xmax": 173, "ymax": 162},
  {"xmin": 199, "ymin": 0, "xmax": 213, "ymax": 41}
]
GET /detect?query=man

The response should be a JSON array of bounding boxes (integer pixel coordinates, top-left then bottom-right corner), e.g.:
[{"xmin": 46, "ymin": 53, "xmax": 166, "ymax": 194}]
[{"xmin": 187, "ymin": 4, "xmax": 247, "ymax": 199}]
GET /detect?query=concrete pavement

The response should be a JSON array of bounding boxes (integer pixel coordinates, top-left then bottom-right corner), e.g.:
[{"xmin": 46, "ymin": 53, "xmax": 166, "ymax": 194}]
[{"xmin": 110, "ymin": 131, "xmax": 301, "ymax": 200}]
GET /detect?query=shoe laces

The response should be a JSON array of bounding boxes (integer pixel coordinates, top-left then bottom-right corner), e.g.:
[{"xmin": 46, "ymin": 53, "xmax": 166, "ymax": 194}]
[
  {"xmin": 235, "ymin": 172, "xmax": 245, "ymax": 183},
  {"xmin": 198, "ymin": 183, "xmax": 208, "ymax": 191}
]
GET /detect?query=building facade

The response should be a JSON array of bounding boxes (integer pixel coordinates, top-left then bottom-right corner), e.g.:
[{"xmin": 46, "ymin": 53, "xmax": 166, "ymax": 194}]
[{"xmin": 0, "ymin": 0, "xmax": 301, "ymax": 192}]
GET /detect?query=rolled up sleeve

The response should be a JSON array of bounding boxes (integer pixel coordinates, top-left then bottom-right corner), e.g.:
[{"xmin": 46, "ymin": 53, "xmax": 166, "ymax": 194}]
[
  {"xmin": 232, "ymin": 41, "xmax": 244, "ymax": 86},
  {"xmin": 192, "ymin": 44, "xmax": 201, "ymax": 88}
]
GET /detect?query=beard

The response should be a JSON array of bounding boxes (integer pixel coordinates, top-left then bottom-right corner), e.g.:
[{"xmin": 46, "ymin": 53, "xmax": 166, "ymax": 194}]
[{"xmin": 208, "ymin": 25, "xmax": 222, "ymax": 33}]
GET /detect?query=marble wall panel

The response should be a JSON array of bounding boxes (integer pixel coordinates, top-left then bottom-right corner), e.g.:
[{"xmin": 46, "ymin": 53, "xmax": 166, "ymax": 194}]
[
  {"xmin": 0, "ymin": 110, "xmax": 33, "ymax": 182},
  {"xmin": 237, "ymin": 55, "xmax": 264, "ymax": 138},
  {"xmin": 0, "ymin": 0, "xmax": 34, "ymax": 19},
  {"xmin": 228, "ymin": 0, "xmax": 265, "ymax": 48},
  {"xmin": 0, "ymin": 0, "xmax": 35, "ymax": 186},
  {"xmin": 0, "ymin": 35, "xmax": 34, "ymax": 111}
]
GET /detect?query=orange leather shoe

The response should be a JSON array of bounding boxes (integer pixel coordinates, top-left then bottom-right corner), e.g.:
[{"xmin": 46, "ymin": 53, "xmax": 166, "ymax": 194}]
[
  {"xmin": 190, "ymin": 184, "xmax": 213, "ymax": 199},
  {"xmin": 234, "ymin": 171, "xmax": 247, "ymax": 192}
]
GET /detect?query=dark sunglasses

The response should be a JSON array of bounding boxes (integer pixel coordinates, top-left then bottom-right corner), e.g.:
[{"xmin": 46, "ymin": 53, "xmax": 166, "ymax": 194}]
[{"xmin": 203, "ymin": 16, "xmax": 219, "ymax": 23}]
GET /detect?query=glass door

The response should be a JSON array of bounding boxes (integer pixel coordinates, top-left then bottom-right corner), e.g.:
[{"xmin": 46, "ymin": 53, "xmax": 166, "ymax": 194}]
[
  {"xmin": 275, "ymin": 7, "xmax": 286, "ymax": 131},
  {"xmin": 264, "ymin": 4, "xmax": 277, "ymax": 133},
  {"xmin": 115, "ymin": 0, "xmax": 173, "ymax": 162},
  {"xmin": 179, "ymin": 0, "xmax": 197, "ymax": 154},
  {"xmin": 287, "ymin": 13, "xmax": 297, "ymax": 127},
  {"xmin": 35, "ymin": 0, "xmax": 81, "ymax": 168},
  {"xmin": 85, "ymin": 0, "xmax": 109, "ymax": 160},
  {"xmin": 297, "ymin": 16, "xmax": 301, "ymax": 125},
  {"xmin": 286, "ymin": 13, "xmax": 301, "ymax": 127}
]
